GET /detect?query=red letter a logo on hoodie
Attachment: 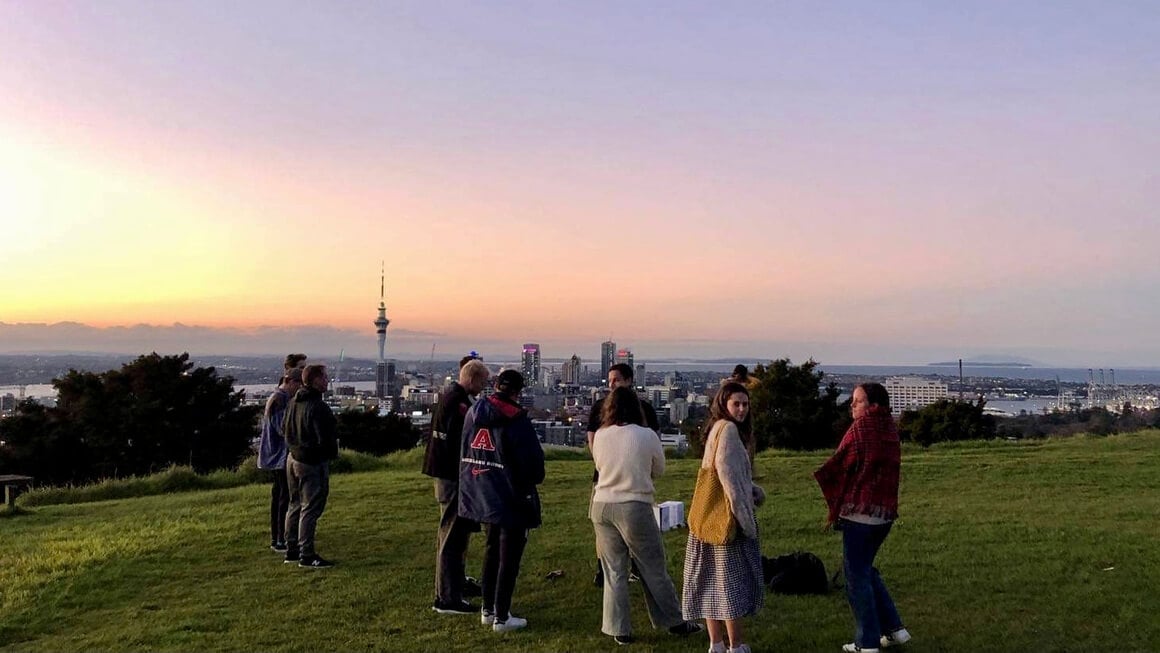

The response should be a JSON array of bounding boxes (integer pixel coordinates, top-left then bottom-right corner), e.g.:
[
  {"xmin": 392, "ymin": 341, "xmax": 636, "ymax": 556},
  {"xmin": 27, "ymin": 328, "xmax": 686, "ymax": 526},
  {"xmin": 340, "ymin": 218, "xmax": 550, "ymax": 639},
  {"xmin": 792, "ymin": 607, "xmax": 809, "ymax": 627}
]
[{"xmin": 469, "ymin": 428, "xmax": 496, "ymax": 451}]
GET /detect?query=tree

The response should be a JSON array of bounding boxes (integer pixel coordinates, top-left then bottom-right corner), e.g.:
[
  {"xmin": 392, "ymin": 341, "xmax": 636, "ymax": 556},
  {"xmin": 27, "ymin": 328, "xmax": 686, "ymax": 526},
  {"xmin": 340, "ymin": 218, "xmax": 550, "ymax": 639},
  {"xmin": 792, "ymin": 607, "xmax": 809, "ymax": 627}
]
[
  {"xmin": 336, "ymin": 409, "xmax": 421, "ymax": 456},
  {"xmin": 0, "ymin": 353, "xmax": 258, "ymax": 485},
  {"xmin": 747, "ymin": 358, "xmax": 846, "ymax": 452},
  {"xmin": 898, "ymin": 399, "xmax": 997, "ymax": 447},
  {"xmin": 686, "ymin": 358, "xmax": 845, "ymax": 455}
]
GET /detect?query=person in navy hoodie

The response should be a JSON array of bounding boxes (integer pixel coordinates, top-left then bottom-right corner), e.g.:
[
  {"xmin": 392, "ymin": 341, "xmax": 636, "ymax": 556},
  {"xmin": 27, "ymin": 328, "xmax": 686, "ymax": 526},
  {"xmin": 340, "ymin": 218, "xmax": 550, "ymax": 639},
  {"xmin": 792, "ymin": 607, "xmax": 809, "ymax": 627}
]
[{"xmin": 458, "ymin": 370, "xmax": 545, "ymax": 633}]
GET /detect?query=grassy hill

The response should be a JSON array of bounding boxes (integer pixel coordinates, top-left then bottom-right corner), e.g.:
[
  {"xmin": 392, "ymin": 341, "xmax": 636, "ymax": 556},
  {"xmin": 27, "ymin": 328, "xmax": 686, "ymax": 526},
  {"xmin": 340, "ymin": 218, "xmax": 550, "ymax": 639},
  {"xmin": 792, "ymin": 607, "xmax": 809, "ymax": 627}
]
[{"xmin": 2, "ymin": 432, "xmax": 1159, "ymax": 652}]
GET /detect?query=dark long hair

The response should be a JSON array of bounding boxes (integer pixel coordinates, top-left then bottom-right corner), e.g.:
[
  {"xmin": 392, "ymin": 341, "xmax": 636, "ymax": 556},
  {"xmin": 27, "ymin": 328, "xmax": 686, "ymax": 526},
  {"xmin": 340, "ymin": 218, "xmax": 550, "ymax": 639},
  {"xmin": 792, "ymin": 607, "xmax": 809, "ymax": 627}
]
[
  {"xmin": 601, "ymin": 386, "xmax": 645, "ymax": 428},
  {"xmin": 857, "ymin": 382, "xmax": 891, "ymax": 411},
  {"xmin": 705, "ymin": 382, "xmax": 754, "ymax": 457}
]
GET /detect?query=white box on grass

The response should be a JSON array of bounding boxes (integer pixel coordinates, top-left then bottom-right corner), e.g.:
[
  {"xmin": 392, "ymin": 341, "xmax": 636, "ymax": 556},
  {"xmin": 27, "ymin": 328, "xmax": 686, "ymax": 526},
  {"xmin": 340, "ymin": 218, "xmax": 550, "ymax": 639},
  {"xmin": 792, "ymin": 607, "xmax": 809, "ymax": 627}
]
[{"xmin": 654, "ymin": 500, "xmax": 685, "ymax": 531}]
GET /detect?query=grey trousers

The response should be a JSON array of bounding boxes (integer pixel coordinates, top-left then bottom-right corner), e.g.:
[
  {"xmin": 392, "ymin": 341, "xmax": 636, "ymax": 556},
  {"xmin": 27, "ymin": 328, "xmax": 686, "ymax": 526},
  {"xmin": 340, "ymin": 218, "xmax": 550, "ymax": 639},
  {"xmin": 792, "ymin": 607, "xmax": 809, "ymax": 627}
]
[
  {"xmin": 285, "ymin": 457, "xmax": 330, "ymax": 558},
  {"xmin": 591, "ymin": 500, "xmax": 684, "ymax": 637},
  {"xmin": 435, "ymin": 479, "xmax": 478, "ymax": 602}
]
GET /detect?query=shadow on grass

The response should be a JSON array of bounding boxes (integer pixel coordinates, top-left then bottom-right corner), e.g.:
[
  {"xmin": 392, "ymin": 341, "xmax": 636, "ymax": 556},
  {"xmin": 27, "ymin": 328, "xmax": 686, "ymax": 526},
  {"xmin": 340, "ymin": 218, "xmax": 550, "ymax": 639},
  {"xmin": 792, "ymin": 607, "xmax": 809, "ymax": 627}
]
[{"xmin": 0, "ymin": 504, "xmax": 32, "ymax": 519}]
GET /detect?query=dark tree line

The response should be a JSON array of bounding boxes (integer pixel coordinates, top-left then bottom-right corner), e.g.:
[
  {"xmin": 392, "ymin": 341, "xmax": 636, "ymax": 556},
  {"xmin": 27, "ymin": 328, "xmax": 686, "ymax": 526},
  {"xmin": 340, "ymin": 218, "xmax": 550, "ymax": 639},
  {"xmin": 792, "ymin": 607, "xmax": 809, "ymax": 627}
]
[
  {"xmin": 336, "ymin": 409, "xmax": 422, "ymax": 456},
  {"xmin": 681, "ymin": 358, "xmax": 1160, "ymax": 453},
  {"xmin": 994, "ymin": 404, "xmax": 1160, "ymax": 440},
  {"xmin": 0, "ymin": 353, "xmax": 258, "ymax": 485},
  {"xmin": 0, "ymin": 352, "xmax": 428, "ymax": 486},
  {"xmin": 688, "ymin": 358, "xmax": 848, "ymax": 454},
  {"xmin": 898, "ymin": 399, "xmax": 996, "ymax": 446},
  {"xmin": 891, "ymin": 398, "xmax": 1159, "ymax": 445}
]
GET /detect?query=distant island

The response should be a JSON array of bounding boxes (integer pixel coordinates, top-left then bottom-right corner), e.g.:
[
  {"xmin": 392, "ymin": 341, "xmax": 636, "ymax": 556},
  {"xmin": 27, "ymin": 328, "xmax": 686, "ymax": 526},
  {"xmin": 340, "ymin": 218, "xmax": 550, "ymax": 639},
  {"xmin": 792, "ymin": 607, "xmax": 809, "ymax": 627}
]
[{"xmin": 928, "ymin": 361, "xmax": 1033, "ymax": 368}]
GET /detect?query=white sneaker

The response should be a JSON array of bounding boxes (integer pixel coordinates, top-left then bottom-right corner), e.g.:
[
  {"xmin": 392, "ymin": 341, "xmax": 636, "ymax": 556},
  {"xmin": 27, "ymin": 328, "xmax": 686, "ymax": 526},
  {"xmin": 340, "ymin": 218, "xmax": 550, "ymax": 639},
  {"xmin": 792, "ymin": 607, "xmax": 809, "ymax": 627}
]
[
  {"xmin": 481, "ymin": 609, "xmax": 495, "ymax": 626},
  {"xmin": 842, "ymin": 645, "xmax": 880, "ymax": 653},
  {"xmin": 492, "ymin": 615, "xmax": 527, "ymax": 632},
  {"xmin": 880, "ymin": 629, "xmax": 911, "ymax": 648}
]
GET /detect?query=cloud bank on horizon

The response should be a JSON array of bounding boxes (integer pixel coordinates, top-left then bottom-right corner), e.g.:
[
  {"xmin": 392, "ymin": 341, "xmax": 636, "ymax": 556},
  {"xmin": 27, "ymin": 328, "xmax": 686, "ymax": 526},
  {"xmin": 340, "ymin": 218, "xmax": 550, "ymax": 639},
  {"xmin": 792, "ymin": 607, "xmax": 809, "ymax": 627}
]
[
  {"xmin": 2, "ymin": 322, "xmax": 1156, "ymax": 369},
  {"xmin": 2, "ymin": 3, "xmax": 1158, "ymax": 366}
]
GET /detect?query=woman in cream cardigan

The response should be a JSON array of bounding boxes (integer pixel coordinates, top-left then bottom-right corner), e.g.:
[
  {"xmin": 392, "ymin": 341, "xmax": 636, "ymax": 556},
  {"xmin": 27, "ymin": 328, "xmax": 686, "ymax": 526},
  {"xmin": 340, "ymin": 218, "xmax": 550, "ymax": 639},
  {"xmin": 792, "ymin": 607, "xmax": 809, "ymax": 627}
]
[{"xmin": 682, "ymin": 381, "xmax": 765, "ymax": 653}]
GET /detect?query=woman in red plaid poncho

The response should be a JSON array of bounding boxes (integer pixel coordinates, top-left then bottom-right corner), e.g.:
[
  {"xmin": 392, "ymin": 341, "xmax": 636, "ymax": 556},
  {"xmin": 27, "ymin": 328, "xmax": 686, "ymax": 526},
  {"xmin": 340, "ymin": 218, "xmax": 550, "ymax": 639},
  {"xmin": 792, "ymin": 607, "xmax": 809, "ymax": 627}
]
[{"xmin": 814, "ymin": 383, "xmax": 912, "ymax": 653}]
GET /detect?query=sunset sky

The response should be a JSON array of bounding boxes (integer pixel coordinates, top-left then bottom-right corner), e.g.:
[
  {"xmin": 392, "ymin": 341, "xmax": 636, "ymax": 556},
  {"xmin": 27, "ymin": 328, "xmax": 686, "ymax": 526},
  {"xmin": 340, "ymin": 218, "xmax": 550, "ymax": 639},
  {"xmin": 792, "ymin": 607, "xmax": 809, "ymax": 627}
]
[{"xmin": 2, "ymin": 2, "xmax": 1158, "ymax": 365}]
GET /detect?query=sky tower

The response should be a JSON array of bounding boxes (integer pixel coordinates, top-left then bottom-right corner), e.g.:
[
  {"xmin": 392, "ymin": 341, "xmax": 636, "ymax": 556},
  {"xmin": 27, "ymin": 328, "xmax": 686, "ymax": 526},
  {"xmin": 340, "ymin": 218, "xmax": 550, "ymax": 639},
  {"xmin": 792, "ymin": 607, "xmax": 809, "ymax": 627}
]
[
  {"xmin": 374, "ymin": 262, "xmax": 392, "ymax": 401},
  {"xmin": 375, "ymin": 262, "xmax": 390, "ymax": 361}
]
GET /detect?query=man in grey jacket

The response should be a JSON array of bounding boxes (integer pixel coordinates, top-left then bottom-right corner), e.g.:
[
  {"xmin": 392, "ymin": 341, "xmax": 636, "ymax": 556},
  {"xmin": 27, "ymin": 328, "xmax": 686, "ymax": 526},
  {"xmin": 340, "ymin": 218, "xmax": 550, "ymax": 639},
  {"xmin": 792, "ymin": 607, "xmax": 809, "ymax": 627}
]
[{"xmin": 282, "ymin": 363, "xmax": 338, "ymax": 569}]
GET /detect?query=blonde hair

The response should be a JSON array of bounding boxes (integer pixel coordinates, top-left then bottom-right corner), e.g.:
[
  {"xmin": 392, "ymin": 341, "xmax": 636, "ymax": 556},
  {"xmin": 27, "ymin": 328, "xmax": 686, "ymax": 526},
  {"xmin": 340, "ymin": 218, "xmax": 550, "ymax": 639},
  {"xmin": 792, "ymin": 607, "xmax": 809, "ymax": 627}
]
[{"xmin": 459, "ymin": 359, "xmax": 489, "ymax": 386}]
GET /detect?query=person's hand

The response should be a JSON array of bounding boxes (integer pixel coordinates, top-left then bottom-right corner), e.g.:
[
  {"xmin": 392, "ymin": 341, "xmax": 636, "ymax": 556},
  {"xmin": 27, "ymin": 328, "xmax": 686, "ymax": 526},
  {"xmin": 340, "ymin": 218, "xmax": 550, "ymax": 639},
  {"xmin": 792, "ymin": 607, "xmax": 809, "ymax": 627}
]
[{"xmin": 751, "ymin": 484, "xmax": 766, "ymax": 507}]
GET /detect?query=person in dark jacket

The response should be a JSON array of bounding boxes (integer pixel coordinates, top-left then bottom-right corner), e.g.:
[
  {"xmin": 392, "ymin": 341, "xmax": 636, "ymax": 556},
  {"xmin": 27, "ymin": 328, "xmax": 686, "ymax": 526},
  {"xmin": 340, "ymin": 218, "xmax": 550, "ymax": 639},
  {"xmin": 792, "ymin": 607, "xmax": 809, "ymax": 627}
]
[
  {"xmin": 425, "ymin": 358, "xmax": 490, "ymax": 614},
  {"xmin": 459, "ymin": 370, "xmax": 545, "ymax": 633},
  {"xmin": 282, "ymin": 363, "xmax": 338, "ymax": 569}
]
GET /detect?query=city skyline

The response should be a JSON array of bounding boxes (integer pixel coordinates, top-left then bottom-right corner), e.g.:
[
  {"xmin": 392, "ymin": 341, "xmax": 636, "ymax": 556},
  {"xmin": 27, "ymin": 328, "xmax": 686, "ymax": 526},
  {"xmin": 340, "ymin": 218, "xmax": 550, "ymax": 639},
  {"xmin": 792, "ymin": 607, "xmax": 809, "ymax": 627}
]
[{"xmin": 3, "ymin": 3, "xmax": 1160, "ymax": 366}]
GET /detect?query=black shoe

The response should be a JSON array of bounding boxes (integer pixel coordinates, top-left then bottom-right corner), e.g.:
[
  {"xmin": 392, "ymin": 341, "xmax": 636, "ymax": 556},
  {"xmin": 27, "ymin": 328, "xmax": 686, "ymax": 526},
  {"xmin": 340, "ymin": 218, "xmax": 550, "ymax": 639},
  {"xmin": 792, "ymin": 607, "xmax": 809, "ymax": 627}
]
[
  {"xmin": 669, "ymin": 621, "xmax": 704, "ymax": 637},
  {"xmin": 614, "ymin": 635, "xmax": 634, "ymax": 645},
  {"xmin": 432, "ymin": 599, "xmax": 477, "ymax": 615},
  {"xmin": 270, "ymin": 541, "xmax": 288, "ymax": 553},
  {"xmin": 283, "ymin": 551, "xmax": 300, "ymax": 564},
  {"xmin": 298, "ymin": 555, "xmax": 334, "ymax": 569},
  {"xmin": 463, "ymin": 576, "xmax": 482, "ymax": 598}
]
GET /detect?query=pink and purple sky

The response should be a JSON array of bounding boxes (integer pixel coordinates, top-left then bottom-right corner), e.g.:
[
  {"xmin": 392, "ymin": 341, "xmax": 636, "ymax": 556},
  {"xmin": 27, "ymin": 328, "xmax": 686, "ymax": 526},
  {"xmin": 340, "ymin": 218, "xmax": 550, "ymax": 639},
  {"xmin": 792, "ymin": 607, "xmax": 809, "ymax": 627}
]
[{"xmin": 2, "ymin": 2, "xmax": 1158, "ymax": 365}]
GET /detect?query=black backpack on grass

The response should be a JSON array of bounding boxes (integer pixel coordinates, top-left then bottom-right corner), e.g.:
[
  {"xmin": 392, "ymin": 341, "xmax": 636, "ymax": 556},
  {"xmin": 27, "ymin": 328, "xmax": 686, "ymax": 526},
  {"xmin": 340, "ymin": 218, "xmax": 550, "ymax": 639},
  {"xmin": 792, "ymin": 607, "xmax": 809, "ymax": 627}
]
[{"xmin": 762, "ymin": 551, "xmax": 829, "ymax": 595}]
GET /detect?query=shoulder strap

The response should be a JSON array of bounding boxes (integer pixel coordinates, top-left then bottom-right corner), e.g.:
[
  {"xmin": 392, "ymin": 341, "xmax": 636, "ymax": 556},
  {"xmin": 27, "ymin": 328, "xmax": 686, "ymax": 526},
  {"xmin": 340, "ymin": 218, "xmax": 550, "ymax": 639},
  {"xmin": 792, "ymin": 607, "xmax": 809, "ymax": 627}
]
[{"xmin": 704, "ymin": 420, "xmax": 728, "ymax": 470}]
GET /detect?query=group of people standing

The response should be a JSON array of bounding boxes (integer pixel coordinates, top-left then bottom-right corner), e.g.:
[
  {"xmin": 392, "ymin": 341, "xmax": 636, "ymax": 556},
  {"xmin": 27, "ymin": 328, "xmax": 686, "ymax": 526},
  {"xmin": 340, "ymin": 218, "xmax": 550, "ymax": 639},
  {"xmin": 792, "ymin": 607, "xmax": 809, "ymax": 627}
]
[
  {"xmin": 257, "ymin": 351, "xmax": 908, "ymax": 652},
  {"xmin": 423, "ymin": 358, "xmax": 545, "ymax": 632},
  {"xmin": 587, "ymin": 374, "xmax": 910, "ymax": 653},
  {"xmin": 420, "ymin": 359, "xmax": 911, "ymax": 652},
  {"xmin": 257, "ymin": 353, "xmax": 340, "ymax": 569}
]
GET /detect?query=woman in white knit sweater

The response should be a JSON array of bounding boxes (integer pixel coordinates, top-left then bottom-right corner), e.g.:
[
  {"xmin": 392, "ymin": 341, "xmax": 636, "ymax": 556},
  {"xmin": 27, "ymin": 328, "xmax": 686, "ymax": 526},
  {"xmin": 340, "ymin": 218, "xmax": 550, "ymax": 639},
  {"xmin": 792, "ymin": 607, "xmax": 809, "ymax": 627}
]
[{"xmin": 591, "ymin": 386, "xmax": 703, "ymax": 646}]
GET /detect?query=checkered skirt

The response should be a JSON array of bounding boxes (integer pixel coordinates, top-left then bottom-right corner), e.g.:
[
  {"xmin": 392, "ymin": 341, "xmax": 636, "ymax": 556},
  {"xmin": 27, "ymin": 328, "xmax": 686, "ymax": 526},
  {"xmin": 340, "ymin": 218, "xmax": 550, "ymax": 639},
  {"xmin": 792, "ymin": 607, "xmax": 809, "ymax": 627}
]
[{"xmin": 680, "ymin": 530, "xmax": 765, "ymax": 621}]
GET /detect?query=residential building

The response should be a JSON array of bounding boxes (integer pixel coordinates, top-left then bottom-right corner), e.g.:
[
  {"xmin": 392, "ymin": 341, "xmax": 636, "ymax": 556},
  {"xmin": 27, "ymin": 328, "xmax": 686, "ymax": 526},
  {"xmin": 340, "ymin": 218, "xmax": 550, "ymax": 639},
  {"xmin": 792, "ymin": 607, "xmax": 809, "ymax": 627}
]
[{"xmin": 884, "ymin": 377, "xmax": 949, "ymax": 414}]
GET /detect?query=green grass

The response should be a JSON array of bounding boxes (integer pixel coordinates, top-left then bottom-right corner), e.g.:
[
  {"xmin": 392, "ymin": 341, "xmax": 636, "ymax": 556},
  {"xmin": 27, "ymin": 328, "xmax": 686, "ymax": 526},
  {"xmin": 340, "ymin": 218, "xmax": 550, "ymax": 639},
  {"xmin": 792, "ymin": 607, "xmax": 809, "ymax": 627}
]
[{"xmin": 2, "ymin": 432, "xmax": 1159, "ymax": 652}]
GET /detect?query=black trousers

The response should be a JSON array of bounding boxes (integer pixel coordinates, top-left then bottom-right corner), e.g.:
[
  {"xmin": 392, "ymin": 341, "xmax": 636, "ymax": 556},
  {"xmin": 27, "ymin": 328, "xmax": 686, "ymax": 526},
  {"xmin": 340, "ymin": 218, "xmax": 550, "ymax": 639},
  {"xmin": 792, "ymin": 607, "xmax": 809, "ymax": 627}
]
[
  {"xmin": 435, "ymin": 479, "xmax": 478, "ymax": 603},
  {"xmin": 481, "ymin": 524, "xmax": 528, "ymax": 621},
  {"xmin": 269, "ymin": 469, "xmax": 290, "ymax": 544}
]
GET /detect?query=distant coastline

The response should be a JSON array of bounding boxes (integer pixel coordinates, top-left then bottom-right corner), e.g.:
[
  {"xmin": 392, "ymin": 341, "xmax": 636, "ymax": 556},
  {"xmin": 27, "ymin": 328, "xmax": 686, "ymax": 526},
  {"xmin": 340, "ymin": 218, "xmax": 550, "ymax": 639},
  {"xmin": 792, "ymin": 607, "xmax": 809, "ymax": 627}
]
[{"xmin": 928, "ymin": 361, "xmax": 1033, "ymax": 368}]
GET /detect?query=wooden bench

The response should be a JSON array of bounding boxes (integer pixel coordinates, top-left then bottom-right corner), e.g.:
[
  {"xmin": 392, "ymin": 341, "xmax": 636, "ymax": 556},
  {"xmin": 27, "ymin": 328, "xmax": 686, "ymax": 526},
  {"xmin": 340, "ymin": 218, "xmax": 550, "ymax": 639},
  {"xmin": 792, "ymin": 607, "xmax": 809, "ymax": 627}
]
[{"xmin": 0, "ymin": 474, "xmax": 33, "ymax": 508}]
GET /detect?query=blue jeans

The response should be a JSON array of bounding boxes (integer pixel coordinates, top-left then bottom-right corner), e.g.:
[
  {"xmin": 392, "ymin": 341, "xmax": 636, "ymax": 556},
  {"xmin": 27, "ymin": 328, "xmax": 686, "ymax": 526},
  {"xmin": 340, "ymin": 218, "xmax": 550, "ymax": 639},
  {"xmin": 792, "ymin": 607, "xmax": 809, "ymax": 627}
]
[{"xmin": 839, "ymin": 519, "xmax": 903, "ymax": 649}]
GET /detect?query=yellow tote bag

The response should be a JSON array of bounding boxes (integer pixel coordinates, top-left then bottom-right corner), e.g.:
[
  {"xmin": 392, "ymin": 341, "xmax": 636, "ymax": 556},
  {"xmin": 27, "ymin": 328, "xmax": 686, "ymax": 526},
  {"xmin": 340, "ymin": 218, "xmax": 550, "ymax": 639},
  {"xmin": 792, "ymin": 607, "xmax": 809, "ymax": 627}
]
[{"xmin": 687, "ymin": 421, "xmax": 737, "ymax": 545}]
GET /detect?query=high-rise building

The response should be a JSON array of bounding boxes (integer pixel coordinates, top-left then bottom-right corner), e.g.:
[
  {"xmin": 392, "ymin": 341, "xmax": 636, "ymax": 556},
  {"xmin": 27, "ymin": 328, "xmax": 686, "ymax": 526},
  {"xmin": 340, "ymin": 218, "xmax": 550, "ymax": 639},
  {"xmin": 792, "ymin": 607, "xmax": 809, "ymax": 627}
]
[
  {"xmin": 615, "ymin": 348, "xmax": 634, "ymax": 371},
  {"xmin": 384, "ymin": 361, "xmax": 399, "ymax": 410},
  {"xmin": 635, "ymin": 363, "xmax": 646, "ymax": 389},
  {"xmin": 561, "ymin": 354, "xmax": 582, "ymax": 385},
  {"xmin": 600, "ymin": 340, "xmax": 616, "ymax": 381},
  {"xmin": 522, "ymin": 345, "xmax": 538, "ymax": 392}
]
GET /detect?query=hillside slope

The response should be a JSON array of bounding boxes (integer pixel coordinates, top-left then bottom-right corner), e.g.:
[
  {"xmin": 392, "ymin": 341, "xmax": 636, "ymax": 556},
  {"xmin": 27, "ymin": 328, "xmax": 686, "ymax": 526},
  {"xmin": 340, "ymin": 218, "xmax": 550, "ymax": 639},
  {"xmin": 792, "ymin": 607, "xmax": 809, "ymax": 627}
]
[{"xmin": 3, "ymin": 433, "xmax": 1159, "ymax": 652}]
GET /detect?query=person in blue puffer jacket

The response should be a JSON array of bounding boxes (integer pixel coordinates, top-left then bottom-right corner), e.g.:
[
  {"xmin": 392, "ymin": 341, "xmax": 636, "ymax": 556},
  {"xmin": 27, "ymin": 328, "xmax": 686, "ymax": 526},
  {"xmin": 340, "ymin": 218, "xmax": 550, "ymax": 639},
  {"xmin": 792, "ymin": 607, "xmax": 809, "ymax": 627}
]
[{"xmin": 459, "ymin": 369, "xmax": 545, "ymax": 633}]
